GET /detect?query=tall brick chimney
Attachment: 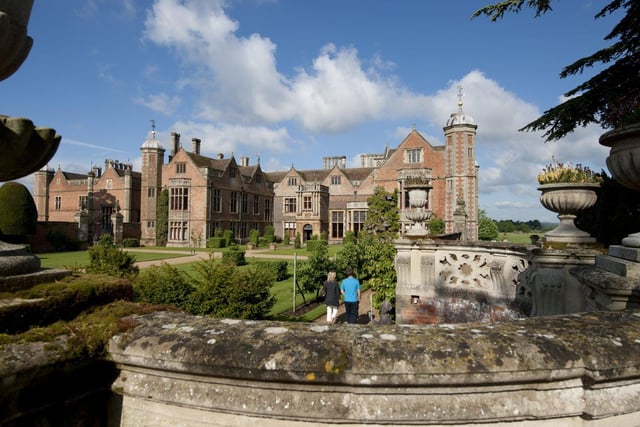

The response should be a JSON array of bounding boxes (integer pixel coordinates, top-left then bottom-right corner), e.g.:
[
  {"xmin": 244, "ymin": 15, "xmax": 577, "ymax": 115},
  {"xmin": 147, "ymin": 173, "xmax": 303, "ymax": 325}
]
[
  {"xmin": 192, "ymin": 138, "xmax": 201, "ymax": 155},
  {"xmin": 170, "ymin": 132, "xmax": 180, "ymax": 161}
]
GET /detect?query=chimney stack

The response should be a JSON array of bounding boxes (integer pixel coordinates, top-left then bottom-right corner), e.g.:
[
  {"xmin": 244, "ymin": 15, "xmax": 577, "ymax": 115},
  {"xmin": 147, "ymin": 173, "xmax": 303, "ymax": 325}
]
[
  {"xmin": 240, "ymin": 156, "xmax": 249, "ymax": 167},
  {"xmin": 217, "ymin": 153, "xmax": 224, "ymax": 160},
  {"xmin": 192, "ymin": 138, "xmax": 201, "ymax": 155},
  {"xmin": 170, "ymin": 132, "xmax": 181, "ymax": 161}
]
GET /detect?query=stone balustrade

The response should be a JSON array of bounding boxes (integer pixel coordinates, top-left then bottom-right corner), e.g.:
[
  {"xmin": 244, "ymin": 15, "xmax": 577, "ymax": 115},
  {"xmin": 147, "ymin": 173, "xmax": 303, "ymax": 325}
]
[{"xmin": 109, "ymin": 310, "xmax": 640, "ymax": 426}]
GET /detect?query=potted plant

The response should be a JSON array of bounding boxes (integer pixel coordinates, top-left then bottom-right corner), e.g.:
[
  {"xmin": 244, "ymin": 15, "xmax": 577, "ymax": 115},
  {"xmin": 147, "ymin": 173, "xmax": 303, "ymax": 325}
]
[{"xmin": 537, "ymin": 158, "xmax": 603, "ymax": 243}]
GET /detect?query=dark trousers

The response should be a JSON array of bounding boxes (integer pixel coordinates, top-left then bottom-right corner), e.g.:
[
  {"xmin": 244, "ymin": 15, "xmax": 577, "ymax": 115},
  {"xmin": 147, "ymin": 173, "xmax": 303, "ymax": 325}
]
[{"xmin": 345, "ymin": 301, "xmax": 359, "ymax": 324}]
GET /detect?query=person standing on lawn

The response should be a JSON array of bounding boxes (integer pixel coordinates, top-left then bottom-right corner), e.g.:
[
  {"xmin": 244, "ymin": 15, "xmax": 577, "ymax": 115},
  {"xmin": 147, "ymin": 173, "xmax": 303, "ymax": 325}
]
[
  {"xmin": 323, "ymin": 271, "xmax": 340, "ymax": 323},
  {"xmin": 340, "ymin": 269, "xmax": 360, "ymax": 324}
]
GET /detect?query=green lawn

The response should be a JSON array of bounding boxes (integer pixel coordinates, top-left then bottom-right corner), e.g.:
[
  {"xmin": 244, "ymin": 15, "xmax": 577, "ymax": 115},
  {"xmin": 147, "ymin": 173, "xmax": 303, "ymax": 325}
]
[{"xmin": 38, "ymin": 250, "xmax": 192, "ymax": 270}]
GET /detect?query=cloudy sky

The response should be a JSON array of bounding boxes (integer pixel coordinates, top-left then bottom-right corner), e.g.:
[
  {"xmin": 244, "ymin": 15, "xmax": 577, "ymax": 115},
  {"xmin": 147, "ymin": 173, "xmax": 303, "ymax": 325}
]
[{"xmin": 1, "ymin": 0, "xmax": 618, "ymax": 222}]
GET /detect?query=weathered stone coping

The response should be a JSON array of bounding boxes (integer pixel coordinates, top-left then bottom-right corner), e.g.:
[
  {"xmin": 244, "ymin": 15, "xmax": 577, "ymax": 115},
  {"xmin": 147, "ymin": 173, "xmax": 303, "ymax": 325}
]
[{"xmin": 109, "ymin": 310, "xmax": 640, "ymax": 425}]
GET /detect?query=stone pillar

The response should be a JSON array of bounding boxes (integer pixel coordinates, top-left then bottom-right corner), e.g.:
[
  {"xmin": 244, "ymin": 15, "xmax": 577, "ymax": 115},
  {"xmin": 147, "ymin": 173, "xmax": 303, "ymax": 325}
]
[
  {"xmin": 123, "ymin": 169, "xmax": 131, "ymax": 223},
  {"xmin": 112, "ymin": 211, "xmax": 124, "ymax": 245},
  {"xmin": 75, "ymin": 210, "xmax": 89, "ymax": 242},
  {"xmin": 453, "ymin": 198, "xmax": 467, "ymax": 240}
]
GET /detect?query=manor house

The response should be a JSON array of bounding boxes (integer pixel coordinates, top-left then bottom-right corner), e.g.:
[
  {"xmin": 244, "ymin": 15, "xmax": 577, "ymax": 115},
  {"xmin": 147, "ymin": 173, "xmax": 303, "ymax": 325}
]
[{"xmin": 33, "ymin": 100, "xmax": 478, "ymax": 245}]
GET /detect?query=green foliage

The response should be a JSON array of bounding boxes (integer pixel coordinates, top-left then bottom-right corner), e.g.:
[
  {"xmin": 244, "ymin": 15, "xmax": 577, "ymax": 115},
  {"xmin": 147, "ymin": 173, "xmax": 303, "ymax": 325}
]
[
  {"xmin": 133, "ymin": 264, "xmax": 195, "ymax": 308},
  {"xmin": 364, "ymin": 187, "xmax": 400, "ymax": 238},
  {"xmin": 122, "ymin": 238, "xmax": 140, "ymax": 247},
  {"xmin": 334, "ymin": 240, "xmax": 363, "ymax": 279},
  {"xmin": 343, "ymin": 231, "xmax": 357, "ymax": 245},
  {"xmin": 264, "ymin": 224, "xmax": 275, "ymax": 243},
  {"xmin": 305, "ymin": 239, "xmax": 324, "ymax": 252},
  {"xmin": 156, "ymin": 188, "xmax": 169, "ymax": 246},
  {"xmin": 255, "ymin": 260, "xmax": 289, "ymax": 281},
  {"xmin": 283, "ymin": 234, "xmax": 290, "ymax": 245},
  {"xmin": 294, "ymin": 232, "xmax": 301, "ymax": 249},
  {"xmin": 86, "ymin": 234, "xmax": 139, "ymax": 278},
  {"xmin": 186, "ymin": 260, "xmax": 276, "ymax": 319},
  {"xmin": 223, "ymin": 229, "xmax": 234, "ymax": 247},
  {"xmin": 473, "ymin": 0, "xmax": 640, "ymax": 140},
  {"xmin": 478, "ymin": 212, "xmax": 499, "ymax": 241},
  {"xmin": 320, "ymin": 231, "xmax": 328, "ymax": 241},
  {"xmin": 206, "ymin": 236, "xmax": 225, "ymax": 248},
  {"xmin": 428, "ymin": 216, "xmax": 445, "ymax": 235},
  {"xmin": 221, "ymin": 245, "xmax": 246, "ymax": 266},
  {"xmin": 297, "ymin": 240, "xmax": 335, "ymax": 296},
  {"xmin": 358, "ymin": 233, "xmax": 396, "ymax": 309},
  {"xmin": 1, "ymin": 275, "xmax": 133, "ymax": 335},
  {"xmin": 47, "ymin": 228, "xmax": 80, "ymax": 252},
  {"xmin": 497, "ymin": 220, "xmax": 516, "ymax": 233},
  {"xmin": 249, "ymin": 228, "xmax": 260, "ymax": 246},
  {"xmin": 0, "ymin": 181, "xmax": 37, "ymax": 242}
]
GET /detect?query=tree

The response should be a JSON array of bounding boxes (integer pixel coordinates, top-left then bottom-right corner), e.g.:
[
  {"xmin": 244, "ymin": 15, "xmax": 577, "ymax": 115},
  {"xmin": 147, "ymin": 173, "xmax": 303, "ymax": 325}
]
[
  {"xmin": 473, "ymin": 0, "xmax": 640, "ymax": 140},
  {"xmin": 296, "ymin": 239, "xmax": 336, "ymax": 302},
  {"xmin": 186, "ymin": 258, "xmax": 276, "ymax": 319},
  {"xmin": 497, "ymin": 220, "xmax": 516, "ymax": 233},
  {"xmin": 86, "ymin": 234, "xmax": 139, "ymax": 278},
  {"xmin": 358, "ymin": 232, "xmax": 397, "ymax": 310},
  {"xmin": 156, "ymin": 188, "xmax": 169, "ymax": 246},
  {"xmin": 364, "ymin": 187, "xmax": 400, "ymax": 237},
  {"xmin": 477, "ymin": 211, "xmax": 499, "ymax": 241},
  {"xmin": 0, "ymin": 182, "xmax": 37, "ymax": 243}
]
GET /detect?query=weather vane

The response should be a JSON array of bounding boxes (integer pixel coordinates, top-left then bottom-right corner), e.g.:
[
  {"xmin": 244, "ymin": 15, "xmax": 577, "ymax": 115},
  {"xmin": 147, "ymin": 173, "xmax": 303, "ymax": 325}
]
[
  {"xmin": 456, "ymin": 85, "xmax": 464, "ymax": 107},
  {"xmin": 150, "ymin": 119, "xmax": 156, "ymax": 132}
]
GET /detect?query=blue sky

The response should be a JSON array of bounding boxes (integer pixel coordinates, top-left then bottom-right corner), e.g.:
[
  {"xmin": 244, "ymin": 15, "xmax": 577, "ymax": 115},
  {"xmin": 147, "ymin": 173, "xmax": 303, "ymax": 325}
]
[{"xmin": 1, "ymin": 0, "xmax": 618, "ymax": 222}]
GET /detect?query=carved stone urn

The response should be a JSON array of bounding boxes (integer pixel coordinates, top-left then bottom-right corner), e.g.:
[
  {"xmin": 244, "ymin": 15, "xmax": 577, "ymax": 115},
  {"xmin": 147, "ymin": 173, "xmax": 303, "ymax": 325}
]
[
  {"xmin": 404, "ymin": 179, "xmax": 432, "ymax": 236},
  {"xmin": 538, "ymin": 183, "xmax": 599, "ymax": 243},
  {"xmin": 599, "ymin": 123, "xmax": 640, "ymax": 247},
  {"xmin": 0, "ymin": 0, "xmax": 34, "ymax": 81}
]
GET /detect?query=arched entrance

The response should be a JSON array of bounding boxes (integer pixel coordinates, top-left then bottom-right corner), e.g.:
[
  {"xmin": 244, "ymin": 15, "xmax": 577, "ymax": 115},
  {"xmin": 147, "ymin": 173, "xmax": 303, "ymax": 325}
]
[{"xmin": 303, "ymin": 224, "xmax": 313, "ymax": 242}]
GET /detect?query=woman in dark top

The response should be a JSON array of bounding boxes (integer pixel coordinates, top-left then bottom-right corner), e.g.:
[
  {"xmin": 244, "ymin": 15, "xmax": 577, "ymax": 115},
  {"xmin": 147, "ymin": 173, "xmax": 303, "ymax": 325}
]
[{"xmin": 323, "ymin": 271, "xmax": 340, "ymax": 323}]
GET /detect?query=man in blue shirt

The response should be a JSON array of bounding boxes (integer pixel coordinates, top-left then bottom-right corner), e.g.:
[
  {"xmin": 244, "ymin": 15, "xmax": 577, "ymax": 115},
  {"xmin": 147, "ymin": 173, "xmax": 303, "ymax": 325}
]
[{"xmin": 340, "ymin": 269, "xmax": 361, "ymax": 324}]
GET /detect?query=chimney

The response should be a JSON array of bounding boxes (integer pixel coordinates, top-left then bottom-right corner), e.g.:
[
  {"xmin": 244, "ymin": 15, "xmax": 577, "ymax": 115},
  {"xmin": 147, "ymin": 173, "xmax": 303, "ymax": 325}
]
[
  {"xmin": 170, "ymin": 132, "xmax": 181, "ymax": 160},
  {"xmin": 192, "ymin": 138, "xmax": 201, "ymax": 155},
  {"xmin": 240, "ymin": 156, "xmax": 249, "ymax": 167},
  {"xmin": 217, "ymin": 153, "xmax": 224, "ymax": 160}
]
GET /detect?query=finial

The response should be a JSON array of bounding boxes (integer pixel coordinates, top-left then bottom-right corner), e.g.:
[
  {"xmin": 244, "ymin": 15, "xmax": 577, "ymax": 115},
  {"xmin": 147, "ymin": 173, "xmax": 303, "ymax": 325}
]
[
  {"xmin": 412, "ymin": 123, "xmax": 416, "ymax": 130},
  {"xmin": 456, "ymin": 85, "xmax": 464, "ymax": 109},
  {"xmin": 257, "ymin": 152, "xmax": 261, "ymax": 164},
  {"xmin": 150, "ymin": 119, "xmax": 156, "ymax": 132}
]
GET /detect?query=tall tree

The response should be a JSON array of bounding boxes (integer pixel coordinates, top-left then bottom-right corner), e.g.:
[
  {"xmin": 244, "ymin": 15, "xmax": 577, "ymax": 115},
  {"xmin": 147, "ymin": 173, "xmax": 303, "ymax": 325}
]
[
  {"xmin": 473, "ymin": 0, "xmax": 640, "ymax": 140},
  {"xmin": 156, "ymin": 188, "xmax": 169, "ymax": 247}
]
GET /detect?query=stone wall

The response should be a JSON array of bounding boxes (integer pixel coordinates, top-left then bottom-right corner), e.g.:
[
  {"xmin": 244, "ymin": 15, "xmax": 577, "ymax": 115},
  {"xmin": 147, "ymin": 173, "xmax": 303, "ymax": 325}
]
[
  {"xmin": 109, "ymin": 310, "xmax": 640, "ymax": 426},
  {"xmin": 395, "ymin": 239, "xmax": 529, "ymax": 323}
]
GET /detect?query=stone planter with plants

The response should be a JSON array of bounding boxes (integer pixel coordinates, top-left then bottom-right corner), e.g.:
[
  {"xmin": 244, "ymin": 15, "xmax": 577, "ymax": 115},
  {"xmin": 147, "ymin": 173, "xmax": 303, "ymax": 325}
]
[{"xmin": 537, "ymin": 158, "xmax": 602, "ymax": 243}]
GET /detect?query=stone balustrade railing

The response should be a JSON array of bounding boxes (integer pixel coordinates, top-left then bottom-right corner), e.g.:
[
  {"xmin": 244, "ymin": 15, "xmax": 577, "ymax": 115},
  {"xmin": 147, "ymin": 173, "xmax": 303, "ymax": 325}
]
[{"xmin": 109, "ymin": 310, "xmax": 640, "ymax": 426}]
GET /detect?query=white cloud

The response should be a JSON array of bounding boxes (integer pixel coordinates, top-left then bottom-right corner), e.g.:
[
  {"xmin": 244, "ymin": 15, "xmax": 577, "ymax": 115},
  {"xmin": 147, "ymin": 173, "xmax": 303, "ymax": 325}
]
[
  {"xmin": 133, "ymin": 93, "xmax": 181, "ymax": 115},
  {"xmin": 139, "ymin": 0, "xmax": 612, "ymax": 222}
]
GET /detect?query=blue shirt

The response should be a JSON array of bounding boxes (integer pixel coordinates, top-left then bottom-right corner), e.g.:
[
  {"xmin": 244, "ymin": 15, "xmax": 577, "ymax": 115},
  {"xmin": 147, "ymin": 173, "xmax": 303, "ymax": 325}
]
[{"xmin": 340, "ymin": 276, "xmax": 360, "ymax": 302}]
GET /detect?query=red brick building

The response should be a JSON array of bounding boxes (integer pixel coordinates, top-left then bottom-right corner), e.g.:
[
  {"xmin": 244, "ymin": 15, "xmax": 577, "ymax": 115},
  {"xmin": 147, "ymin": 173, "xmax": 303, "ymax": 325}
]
[
  {"xmin": 140, "ymin": 132, "xmax": 274, "ymax": 247},
  {"xmin": 34, "ymin": 98, "xmax": 477, "ymax": 246},
  {"xmin": 269, "ymin": 100, "xmax": 478, "ymax": 242},
  {"xmin": 34, "ymin": 159, "xmax": 141, "ymax": 239}
]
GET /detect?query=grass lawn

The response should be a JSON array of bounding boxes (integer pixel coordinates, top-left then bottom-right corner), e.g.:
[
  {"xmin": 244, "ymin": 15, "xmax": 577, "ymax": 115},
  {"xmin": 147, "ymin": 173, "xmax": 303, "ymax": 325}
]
[{"xmin": 38, "ymin": 250, "xmax": 192, "ymax": 270}]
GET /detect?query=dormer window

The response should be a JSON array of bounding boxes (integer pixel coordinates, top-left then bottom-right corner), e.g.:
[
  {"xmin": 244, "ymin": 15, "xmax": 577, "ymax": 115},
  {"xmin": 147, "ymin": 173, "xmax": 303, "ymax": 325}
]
[{"xmin": 405, "ymin": 148, "xmax": 422, "ymax": 164}]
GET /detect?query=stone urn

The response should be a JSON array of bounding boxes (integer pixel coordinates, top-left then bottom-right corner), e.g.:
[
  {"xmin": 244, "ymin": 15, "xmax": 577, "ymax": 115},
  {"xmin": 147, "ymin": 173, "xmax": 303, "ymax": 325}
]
[
  {"xmin": 404, "ymin": 180, "xmax": 432, "ymax": 236},
  {"xmin": 538, "ymin": 183, "xmax": 600, "ymax": 243},
  {"xmin": 0, "ymin": 0, "xmax": 34, "ymax": 80},
  {"xmin": 599, "ymin": 123, "xmax": 640, "ymax": 246}
]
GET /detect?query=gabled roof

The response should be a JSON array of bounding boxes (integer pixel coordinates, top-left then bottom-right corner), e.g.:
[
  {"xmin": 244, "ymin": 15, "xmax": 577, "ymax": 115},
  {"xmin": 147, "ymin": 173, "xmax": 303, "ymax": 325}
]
[
  {"xmin": 62, "ymin": 171, "xmax": 87, "ymax": 181},
  {"xmin": 184, "ymin": 151, "xmax": 233, "ymax": 171}
]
